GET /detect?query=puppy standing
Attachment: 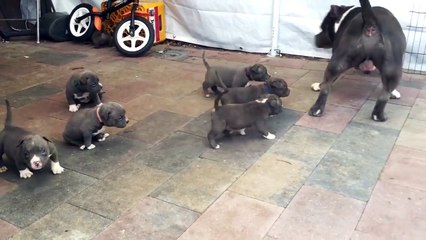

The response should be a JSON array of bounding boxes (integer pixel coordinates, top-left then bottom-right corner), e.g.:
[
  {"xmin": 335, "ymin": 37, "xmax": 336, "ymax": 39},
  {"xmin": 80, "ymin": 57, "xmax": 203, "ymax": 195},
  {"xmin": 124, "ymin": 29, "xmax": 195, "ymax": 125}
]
[
  {"xmin": 201, "ymin": 51, "xmax": 271, "ymax": 97},
  {"xmin": 63, "ymin": 102, "xmax": 129, "ymax": 150},
  {"xmin": 208, "ymin": 90, "xmax": 283, "ymax": 149},
  {"xmin": 0, "ymin": 100, "xmax": 64, "ymax": 179},
  {"xmin": 66, "ymin": 70, "xmax": 104, "ymax": 112},
  {"xmin": 219, "ymin": 76, "xmax": 290, "ymax": 105}
]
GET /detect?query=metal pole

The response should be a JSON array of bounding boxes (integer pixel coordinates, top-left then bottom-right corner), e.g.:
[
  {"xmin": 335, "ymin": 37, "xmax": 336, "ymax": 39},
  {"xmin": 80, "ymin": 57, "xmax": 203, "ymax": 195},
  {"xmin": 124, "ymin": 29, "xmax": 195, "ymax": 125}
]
[
  {"xmin": 36, "ymin": 0, "xmax": 40, "ymax": 43},
  {"xmin": 268, "ymin": 0, "xmax": 281, "ymax": 57}
]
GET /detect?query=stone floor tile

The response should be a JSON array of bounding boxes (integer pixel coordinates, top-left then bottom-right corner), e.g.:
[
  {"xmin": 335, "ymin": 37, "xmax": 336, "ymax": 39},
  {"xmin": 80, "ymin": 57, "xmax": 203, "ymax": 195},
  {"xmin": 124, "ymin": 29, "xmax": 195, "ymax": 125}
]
[
  {"xmin": 265, "ymin": 66, "xmax": 309, "ymax": 86},
  {"xmin": 296, "ymin": 104, "xmax": 358, "ymax": 133},
  {"xmin": 178, "ymin": 191, "xmax": 283, "ymax": 240},
  {"xmin": 124, "ymin": 94, "xmax": 175, "ymax": 121},
  {"xmin": 266, "ymin": 186, "xmax": 365, "ymax": 240},
  {"xmin": 352, "ymin": 100, "xmax": 410, "ymax": 130},
  {"xmin": 94, "ymin": 197, "xmax": 199, "ymax": 240},
  {"xmin": 9, "ymin": 98, "xmax": 64, "ymax": 125},
  {"xmin": 57, "ymin": 136, "xmax": 146, "ymax": 179},
  {"xmin": 0, "ymin": 220, "xmax": 19, "ymax": 240},
  {"xmin": 180, "ymin": 111, "xmax": 211, "ymax": 137},
  {"xmin": 229, "ymin": 153, "xmax": 311, "ymax": 207},
  {"xmin": 262, "ymin": 56, "xmax": 307, "ymax": 69},
  {"xmin": 161, "ymin": 89, "xmax": 214, "ymax": 117},
  {"xmin": 5, "ymin": 83, "xmax": 62, "ymax": 108},
  {"xmin": 333, "ymin": 122, "xmax": 399, "ymax": 161},
  {"xmin": 281, "ymin": 87, "xmax": 320, "ymax": 113},
  {"xmin": 29, "ymin": 49, "xmax": 88, "ymax": 66},
  {"xmin": 307, "ymin": 149, "xmax": 386, "ymax": 201},
  {"xmin": 369, "ymin": 85, "xmax": 420, "ymax": 107},
  {"xmin": 355, "ymin": 181, "xmax": 426, "ymax": 240},
  {"xmin": 119, "ymin": 110, "xmax": 191, "ymax": 146},
  {"xmin": 201, "ymin": 109, "xmax": 301, "ymax": 170},
  {"xmin": 343, "ymin": 69, "xmax": 381, "ymax": 82},
  {"xmin": 0, "ymin": 170, "xmax": 96, "ymax": 228},
  {"xmin": 409, "ymin": 98, "xmax": 426, "ymax": 120},
  {"xmin": 151, "ymin": 158, "xmax": 241, "ymax": 212},
  {"xmin": 328, "ymin": 78, "xmax": 377, "ymax": 109},
  {"xmin": 380, "ymin": 146, "xmax": 426, "ymax": 191},
  {"xmin": 302, "ymin": 60, "xmax": 329, "ymax": 71},
  {"xmin": 11, "ymin": 204, "xmax": 111, "ymax": 240},
  {"xmin": 396, "ymin": 118, "xmax": 426, "ymax": 151},
  {"xmin": 136, "ymin": 131, "xmax": 207, "ymax": 173},
  {"xmin": 69, "ymin": 162, "xmax": 171, "ymax": 220},
  {"xmin": 103, "ymin": 80, "xmax": 155, "ymax": 104},
  {"xmin": 418, "ymin": 89, "xmax": 426, "ymax": 99},
  {"xmin": 291, "ymin": 70, "xmax": 324, "ymax": 89},
  {"xmin": 0, "ymin": 179, "xmax": 18, "ymax": 197}
]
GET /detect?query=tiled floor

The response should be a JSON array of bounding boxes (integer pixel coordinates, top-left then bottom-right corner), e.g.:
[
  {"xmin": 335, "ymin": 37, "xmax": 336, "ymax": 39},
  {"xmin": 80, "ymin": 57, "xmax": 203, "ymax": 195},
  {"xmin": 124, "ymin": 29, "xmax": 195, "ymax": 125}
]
[{"xmin": 0, "ymin": 39, "xmax": 425, "ymax": 240}]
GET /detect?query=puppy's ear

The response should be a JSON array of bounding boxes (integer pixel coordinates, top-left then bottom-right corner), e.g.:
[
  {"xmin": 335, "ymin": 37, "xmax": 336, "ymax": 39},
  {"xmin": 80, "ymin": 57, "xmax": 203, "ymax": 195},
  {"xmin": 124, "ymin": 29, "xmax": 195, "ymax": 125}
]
[{"xmin": 42, "ymin": 136, "xmax": 52, "ymax": 143}]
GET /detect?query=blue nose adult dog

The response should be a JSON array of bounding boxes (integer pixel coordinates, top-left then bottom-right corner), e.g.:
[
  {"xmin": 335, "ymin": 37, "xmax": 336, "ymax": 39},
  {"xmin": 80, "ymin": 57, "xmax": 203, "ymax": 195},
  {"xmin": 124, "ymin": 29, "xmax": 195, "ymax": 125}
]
[{"xmin": 309, "ymin": 0, "xmax": 406, "ymax": 121}]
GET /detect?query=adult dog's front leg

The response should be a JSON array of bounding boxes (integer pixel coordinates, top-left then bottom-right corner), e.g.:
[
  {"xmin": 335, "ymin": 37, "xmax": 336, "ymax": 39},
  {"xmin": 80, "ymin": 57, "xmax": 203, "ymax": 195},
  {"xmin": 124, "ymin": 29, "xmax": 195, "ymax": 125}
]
[{"xmin": 309, "ymin": 60, "xmax": 350, "ymax": 117}]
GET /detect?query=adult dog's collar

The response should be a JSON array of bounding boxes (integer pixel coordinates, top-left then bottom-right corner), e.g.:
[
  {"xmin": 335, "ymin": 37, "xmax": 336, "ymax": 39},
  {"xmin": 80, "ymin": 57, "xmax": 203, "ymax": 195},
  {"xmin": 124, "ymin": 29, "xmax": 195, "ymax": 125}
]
[
  {"xmin": 335, "ymin": 6, "xmax": 356, "ymax": 32},
  {"xmin": 96, "ymin": 104, "xmax": 103, "ymax": 124},
  {"xmin": 263, "ymin": 83, "xmax": 273, "ymax": 93}
]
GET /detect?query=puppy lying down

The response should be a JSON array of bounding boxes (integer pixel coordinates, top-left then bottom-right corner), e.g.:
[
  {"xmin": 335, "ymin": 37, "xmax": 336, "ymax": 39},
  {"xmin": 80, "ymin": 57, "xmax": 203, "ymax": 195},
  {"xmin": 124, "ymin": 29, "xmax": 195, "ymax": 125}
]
[
  {"xmin": 208, "ymin": 92, "xmax": 283, "ymax": 149},
  {"xmin": 63, "ymin": 102, "xmax": 129, "ymax": 150}
]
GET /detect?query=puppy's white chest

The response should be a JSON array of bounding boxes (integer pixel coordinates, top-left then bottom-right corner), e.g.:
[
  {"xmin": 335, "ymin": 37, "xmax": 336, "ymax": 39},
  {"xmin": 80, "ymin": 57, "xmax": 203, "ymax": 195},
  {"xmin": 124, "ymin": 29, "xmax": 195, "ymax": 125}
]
[
  {"xmin": 74, "ymin": 92, "xmax": 90, "ymax": 103},
  {"xmin": 93, "ymin": 126, "xmax": 105, "ymax": 136}
]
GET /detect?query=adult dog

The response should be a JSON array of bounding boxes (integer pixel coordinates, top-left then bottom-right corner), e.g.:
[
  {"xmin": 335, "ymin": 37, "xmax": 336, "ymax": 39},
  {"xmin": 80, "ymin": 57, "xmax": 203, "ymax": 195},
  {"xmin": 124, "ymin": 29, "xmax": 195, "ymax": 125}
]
[{"xmin": 309, "ymin": 0, "xmax": 406, "ymax": 121}]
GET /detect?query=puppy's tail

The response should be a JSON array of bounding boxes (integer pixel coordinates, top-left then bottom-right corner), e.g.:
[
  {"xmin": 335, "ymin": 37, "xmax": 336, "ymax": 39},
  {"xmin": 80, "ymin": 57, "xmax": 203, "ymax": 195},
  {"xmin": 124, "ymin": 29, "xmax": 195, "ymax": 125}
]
[
  {"xmin": 213, "ymin": 70, "xmax": 228, "ymax": 111},
  {"xmin": 202, "ymin": 51, "xmax": 210, "ymax": 69},
  {"xmin": 4, "ymin": 99, "xmax": 12, "ymax": 127},
  {"xmin": 359, "ymin": 0, "xmax": 379, "ymax": 37}
]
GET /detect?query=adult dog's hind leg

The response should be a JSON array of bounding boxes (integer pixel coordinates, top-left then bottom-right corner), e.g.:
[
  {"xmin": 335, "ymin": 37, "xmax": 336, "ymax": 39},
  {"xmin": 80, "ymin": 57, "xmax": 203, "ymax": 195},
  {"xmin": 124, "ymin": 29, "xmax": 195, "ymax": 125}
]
[{"xmin": 309, "ymin": 58, "xmax": 351, "ymax": 117}]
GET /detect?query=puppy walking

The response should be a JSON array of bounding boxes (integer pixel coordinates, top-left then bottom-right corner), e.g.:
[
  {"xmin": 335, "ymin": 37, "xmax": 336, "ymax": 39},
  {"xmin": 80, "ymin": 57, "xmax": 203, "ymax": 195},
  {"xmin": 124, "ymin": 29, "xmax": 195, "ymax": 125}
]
[
  {"xmin": 201, "ymin": 51, "xmax": 271, "ymax": 97},
  {"xmin": 63, "ymin": 102, "xmax": 129, "ymax": 150},
  {"xmin": 66, "ymin": 70, "xmax": 104, "ymax": 112},
  {"xmin": 309, "ymin": 0, "xmax": 406, "ymax": 121},
  {"xmin": 0, "ymin": 100, "xmax": 64, "ymax": 179}
]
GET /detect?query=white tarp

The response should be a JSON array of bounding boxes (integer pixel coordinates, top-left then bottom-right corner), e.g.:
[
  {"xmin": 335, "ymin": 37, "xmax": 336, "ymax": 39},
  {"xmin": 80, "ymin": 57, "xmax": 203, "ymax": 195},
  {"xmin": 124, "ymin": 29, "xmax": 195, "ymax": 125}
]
[{"xmin": 54, "ymin": 0, "xmax": 426, "ymax": 71}]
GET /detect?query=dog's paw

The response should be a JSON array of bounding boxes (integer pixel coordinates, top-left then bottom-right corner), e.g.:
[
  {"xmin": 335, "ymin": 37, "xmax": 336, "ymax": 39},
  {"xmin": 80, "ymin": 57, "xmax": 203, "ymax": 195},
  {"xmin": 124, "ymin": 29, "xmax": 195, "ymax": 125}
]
[
  {"xmin": 390, "ymin": 89, "xmax": 401, "ymax": 99},
  {"xmin": 308, "ymin": 104, "xmax": 324, "ymax": 117},
  {"xmin": 69, "ymin": 104, "xmax": 80, "ymax": 112},
  {"xmin": 98, "ymin": 133, "xmax": 110, "ymax": 142},
  {"xmin": 372, "ymin": 113, "xmax": 387, "ymax": 122},
  {"xmin": 19, "ymin": 168, "xmax": 33, "ymax": 179},
  {"xmin": 51, "ymin": 161, "xmax": 64, "ymax": 175},
  {"xmin": 0, "ymin": 166, "xmax": 8, "ymax": 173},
  {"xmin": 214, "ymin": 144, "xmax": 220, "ymax": 149},
  {"xmin": 80, "ymin": 145, "xmax": 86, "ymax": 150},
  {"xmin": 87, "ymin": 144, "xmax": 96, "ymax": 150},
  {"xmin": 205, "ymin": 93, "xmax": 211, "ymax": 98},
  {"xmin": 263, "ymin": 132, "xmax": 276, "ymax": 140},
  {"xmin": 239, "ymin": 129, "xmax": 246, "ymax": 135},
  {"xmin": 311, "ymin": 82, "xmax": 321, "ymax": 92}
]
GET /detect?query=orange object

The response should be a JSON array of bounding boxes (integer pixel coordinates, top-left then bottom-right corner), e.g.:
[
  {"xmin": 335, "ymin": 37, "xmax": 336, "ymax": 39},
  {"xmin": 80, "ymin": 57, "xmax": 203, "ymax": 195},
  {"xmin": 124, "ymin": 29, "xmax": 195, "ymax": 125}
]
[{"xmin": 92, "ymin": 6, "xmax": 102, "ymax": 31}]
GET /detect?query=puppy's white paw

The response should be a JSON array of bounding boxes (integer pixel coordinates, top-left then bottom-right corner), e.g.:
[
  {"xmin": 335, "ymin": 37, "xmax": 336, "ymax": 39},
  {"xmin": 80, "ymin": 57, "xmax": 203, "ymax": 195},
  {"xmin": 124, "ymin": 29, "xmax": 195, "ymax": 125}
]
[
  {"xmin": 0, "ymin": 166, "xmax": 8, "ymax": 173},
  {"xmin": 263, "ymin": 132, "xmax": 276, "ymax": 140},
  {"xmin": 87, "ymin": 144, "xmax": 96, "ymax": 150},
  {"xmin": 311, "ymin": 82, "xmax": 321, "ymax": 92},
  {"xmin": 205, "ymin": 94, "xmax": 211, "ymax": 98},
  {"xmin": 69, "ymin": 104, "xmax": 80, "ymax": 112},
  {"xmin": 80, "ymin": 145, "xmax": 86, "ymax": 150},
  {"xmin": 51, "ymin": 161, "xmax": 64, "ymax": 175},
  {"xmin": 239, "ymin": 129, "xmax": 246, "ymax": 135},
  {"xmin": 19, "ymin": 168, "xmax": 33, "ymax": 179},
  {"xmin": 214, "ymin": 144, "xmax": 220, "ymax": 149},
  {"xmin": 390, "ymin": 89, "xmax": 401, "ymax": 99}
]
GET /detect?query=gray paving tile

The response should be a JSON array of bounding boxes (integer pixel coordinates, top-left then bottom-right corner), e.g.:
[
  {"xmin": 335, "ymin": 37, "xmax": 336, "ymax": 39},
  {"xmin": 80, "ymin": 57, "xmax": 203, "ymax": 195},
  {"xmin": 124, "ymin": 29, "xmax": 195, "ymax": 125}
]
[
  {"xmin": 307, "ymin": 149, "xmax": 386, "ymax": 201},
  {"xmin": 135, "ymin": 131, "xmax": 207, "ymax": 173},
  {"xmin": 95, "ymin": 197, "xmax": 200, "ymax": 240},
  {"xmin": 201, "ymin": 109, "xmax": 302, "ymax": 170},
  {"xmin": 0, "ymin": 170, "xmax": 96, "ymax": 228},
  {"xmin": 120, "ymin": 110, "xmax": 191, "ymax": 146},
  {"xmin": 57, "ymin": 136, "xmax": 146, "ymax": 179},
  {"xmin": 29, "ymin": 50, "xmax": 87, "ymax": 66},
  {"xmin": 332, "ymin": 122, "xmax": 399, "ymax": 162},
  {"xmin": 180, "ymin": 111, "xmax": 211, "ymax": 137},
  {"xmin": 69, "ymin": 162, "xmax": 171, "ymax": 220},
  {"xmin": 11, "ymin": 204, "xmax": 111, "ymax": 240},
  {"xmin": 151, "ymin": 158, "xmax": 242, "ymax": 212},
  {"xmin": 5, "ymin": 83, "xmax": 62, "ymax": 108}
]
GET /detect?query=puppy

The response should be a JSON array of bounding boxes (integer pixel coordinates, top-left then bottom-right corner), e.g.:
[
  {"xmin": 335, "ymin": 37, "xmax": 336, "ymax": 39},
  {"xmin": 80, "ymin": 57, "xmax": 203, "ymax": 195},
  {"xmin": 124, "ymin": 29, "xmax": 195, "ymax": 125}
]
[
  {"xmin": 201, "ymin": 51, "xmax": 271, "ymax": 97},
  {"xmin": 309, "ymin": 0, "xmax": 406, "ymax": 121},
  {"xmin": 66, "ymin": 70, "xmax": 104, "ymax": 112},
  {"xmin": 62, "ymin": 102, "xmax": 129, "ymax": 150},
  {"xmin": 0, "ymin": 100, "xmax": 64, "ymax": 179},
  {"xmin": 208, "ymin": 93, "xmax": 283, "ymax": 149},
  {"xmin": 91, "ymin": 30, "xmax": 114, "ymax": 48},
  {"xmin": 219, "ymin": 76, "xmax": 290, "ymax": 105}
]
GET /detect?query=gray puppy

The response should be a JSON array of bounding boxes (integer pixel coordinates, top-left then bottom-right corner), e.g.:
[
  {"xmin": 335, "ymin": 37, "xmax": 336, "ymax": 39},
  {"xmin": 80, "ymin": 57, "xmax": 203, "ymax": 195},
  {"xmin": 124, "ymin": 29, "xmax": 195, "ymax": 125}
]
[
  {"xmin": 219, "ymin": 76, "xmax": 290, "ymax": 105},
  {"xmin": 208, "ymin": 93, "xmax": 283, "ymax": 149},
  {"xmin": 0, "ymin": 100, "xmax": 64, "ymax": 179},
  {"xmin": 63, "ymin": 102, "xmax": 129, "ymax": 150},
  {"xmin": 202, "ymin": 51, "xmax": 271, "ymax": 97},
  {"xmin": 66, "ymin": 70, "xmax": 104, "ymax": 112},
  {"xmin": 91, "ymin": 30, "xmax": 114, "ymax": 48}
]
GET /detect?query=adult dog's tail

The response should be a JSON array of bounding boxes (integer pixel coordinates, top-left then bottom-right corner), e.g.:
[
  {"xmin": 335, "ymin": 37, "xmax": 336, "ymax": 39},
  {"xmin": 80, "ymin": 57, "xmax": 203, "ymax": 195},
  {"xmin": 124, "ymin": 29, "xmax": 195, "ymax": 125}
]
[
  {"xmin": 202, "ymin": 51, "xmax": 210, "ymax": 69},
  {"xmin": 359, "ymin": 0, "xmax": 379, "ymax": 37},
  {"xmin": 213, "ymin": 70, "xmax": 228, "ymax": 111},
  {"xmin": 4, "ymin": 99, "xmax": 12, "ymax": 127}
]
